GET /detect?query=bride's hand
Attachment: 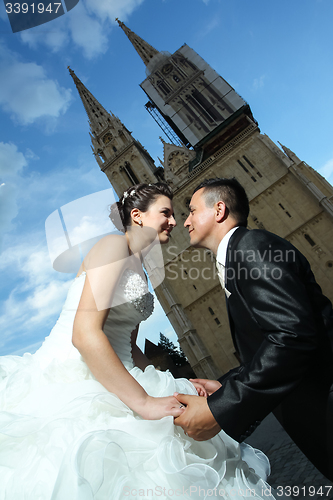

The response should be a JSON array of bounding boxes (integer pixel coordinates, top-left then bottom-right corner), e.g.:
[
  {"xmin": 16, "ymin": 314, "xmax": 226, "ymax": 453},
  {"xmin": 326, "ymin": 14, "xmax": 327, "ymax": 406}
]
[
  {"xmin": 191, "ymin": 381, "xmax": 207, "ymax": 397},
  {"xmin": 189, "ymin": 379, "xmax": 222, "ymax": 396},
  {"xmin": 139, "ymin": 395, "xmax": 186, "ymax": 420}
]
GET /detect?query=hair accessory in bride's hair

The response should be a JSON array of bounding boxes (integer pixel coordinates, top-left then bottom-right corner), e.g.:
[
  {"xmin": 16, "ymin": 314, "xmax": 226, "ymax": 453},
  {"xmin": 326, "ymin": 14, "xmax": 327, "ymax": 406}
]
[
  {"xmin": 121, "ymin": 188, "xmax": 136, "ymax": 205},
  {"xmin": 121, "ymin": 192, "xmax": 128, "ymax": 205}
]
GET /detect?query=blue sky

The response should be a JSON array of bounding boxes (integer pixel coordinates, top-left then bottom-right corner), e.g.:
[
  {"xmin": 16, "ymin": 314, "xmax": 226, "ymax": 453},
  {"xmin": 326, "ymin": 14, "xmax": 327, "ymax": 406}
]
[{"xmin": 1, "ymin": 0, "xmax": 333, "ymax": 356}]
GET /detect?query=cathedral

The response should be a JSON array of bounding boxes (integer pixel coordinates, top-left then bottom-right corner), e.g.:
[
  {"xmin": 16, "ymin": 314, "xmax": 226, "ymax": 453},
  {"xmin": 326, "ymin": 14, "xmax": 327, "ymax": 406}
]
[{"xmin": 69, "ymin": 20, "xmax": 333, "ymax": 378}]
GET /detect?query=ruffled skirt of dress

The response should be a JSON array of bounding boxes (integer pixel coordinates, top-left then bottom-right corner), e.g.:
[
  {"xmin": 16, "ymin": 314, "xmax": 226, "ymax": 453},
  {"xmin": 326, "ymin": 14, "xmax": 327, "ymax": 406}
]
[{"xmin": 0, "ymin": 353, "xmax": 274, "ymax": 500}]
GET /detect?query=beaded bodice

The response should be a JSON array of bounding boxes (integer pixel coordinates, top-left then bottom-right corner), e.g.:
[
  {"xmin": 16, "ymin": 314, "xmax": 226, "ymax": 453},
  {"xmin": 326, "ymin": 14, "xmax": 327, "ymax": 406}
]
[
  {"xmin": 103, "ymin": 269, "xmax": 154, "ymax": 369},
  {"xmin": 117, "ymin": 269, "xmax": 154, "ymax": 321}
]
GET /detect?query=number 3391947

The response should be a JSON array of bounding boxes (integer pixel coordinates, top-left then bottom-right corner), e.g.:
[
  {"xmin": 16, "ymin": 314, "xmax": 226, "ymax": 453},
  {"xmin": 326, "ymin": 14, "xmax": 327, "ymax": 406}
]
[{"xmin": 6, "ymin": 3, "xmax": 62, "ymax": 14}]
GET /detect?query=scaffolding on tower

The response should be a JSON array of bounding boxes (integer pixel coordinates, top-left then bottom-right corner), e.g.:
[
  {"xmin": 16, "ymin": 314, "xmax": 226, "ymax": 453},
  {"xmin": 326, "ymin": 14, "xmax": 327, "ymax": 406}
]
[{"xmin": 144, "ymin": 101, "xmax": 189, "ymax": 148}]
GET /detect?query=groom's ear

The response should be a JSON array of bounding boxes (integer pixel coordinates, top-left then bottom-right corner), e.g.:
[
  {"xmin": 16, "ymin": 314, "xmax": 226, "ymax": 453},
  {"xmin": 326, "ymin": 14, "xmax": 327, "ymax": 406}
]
[{"xmin": 215, "ymin": 201, "xmax": 228, "ymax": 222}]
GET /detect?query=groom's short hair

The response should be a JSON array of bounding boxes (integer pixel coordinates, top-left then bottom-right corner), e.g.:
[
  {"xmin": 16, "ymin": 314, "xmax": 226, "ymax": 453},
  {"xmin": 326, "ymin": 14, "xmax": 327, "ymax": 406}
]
[{"xmin": 193, "ymin": 178, "xmax": 249, "ymax": 227}]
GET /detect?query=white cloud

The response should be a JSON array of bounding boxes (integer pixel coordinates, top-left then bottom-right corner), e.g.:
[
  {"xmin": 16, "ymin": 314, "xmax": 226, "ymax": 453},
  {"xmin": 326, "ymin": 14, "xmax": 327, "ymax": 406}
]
[
  {"xmin": 0, "ymin": 46, "xmax": 72, "ymax": 125},
  {"xmin": 0, "ymin": 147, "xmax": 115, "ymax": 354},
  {"xmin": 19, "ymin": 3, "xmax": 104, "ymax": 59},
  {"xmin": 1, "ymin": 278, "xmax": 68, "ymax": 333},
  {"xmin": 0, "ymin": 141, "xmax": 27, "ymax": 178},
  {"xmin": 0, "ymin": 146, "xmax": 112, "ymax": 250},
  {"xmin": 85, "ymin": 0, "xmax": 145, "ymax": 22},
  {"xmin": 20, "ymin": 28, "xmax": 69, "ymax": 52},
  {"xmin": 19, "ymin": 0, "xmax": 146, "ymax": 59},
  {"xmin": 0, "ymin": 243, "xmax": 72, "ymax": 352},
  {"xmin": 25, "ymin": 279, "xmax": 71, "ymax": 324},
  {"xmin": 0, "ymin": 152, "xmax": 114, "ymax": 353},
  {"xmin": 68, "ymin": 1, "xmax": 108, "ymax": 59}
]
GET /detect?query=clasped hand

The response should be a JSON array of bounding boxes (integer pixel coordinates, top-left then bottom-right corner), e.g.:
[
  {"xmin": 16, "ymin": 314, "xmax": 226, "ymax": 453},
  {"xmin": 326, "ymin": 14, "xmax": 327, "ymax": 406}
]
[
  {"xmin": 138, "ymin": 378, "xmax": 222, "ymax": 442},
  {"xmin": 173, "ymin": 378, "xmax": 222, "ymax": 441}
]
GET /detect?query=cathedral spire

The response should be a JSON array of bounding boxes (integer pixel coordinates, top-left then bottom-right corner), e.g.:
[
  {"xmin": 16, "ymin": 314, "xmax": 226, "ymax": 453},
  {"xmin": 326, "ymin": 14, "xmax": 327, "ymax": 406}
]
[
  {"xmin": 68, "ymin": 66, "xmax": 115, "ymax": 135},
  {"xmin": 68, "ymin": 66, "xmax": 159, "ymax": 196},
  {"xmin": 115, "ymin": 19, "xmax": 159, "ymax": 66},
  {"xmin": 116, "ymin": 24, "xmax": 252, "ymax": 148}
]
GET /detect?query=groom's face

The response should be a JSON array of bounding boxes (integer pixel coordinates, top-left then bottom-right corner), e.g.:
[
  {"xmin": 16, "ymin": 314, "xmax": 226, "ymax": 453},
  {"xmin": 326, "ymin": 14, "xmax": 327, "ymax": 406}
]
[{"xmin": 184, "ymin": 188, "xmax": 216, "ymax": 249}]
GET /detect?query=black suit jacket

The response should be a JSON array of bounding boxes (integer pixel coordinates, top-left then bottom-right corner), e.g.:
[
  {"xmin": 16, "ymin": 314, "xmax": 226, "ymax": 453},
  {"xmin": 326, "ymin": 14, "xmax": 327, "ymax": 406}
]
[{"xmin": 207, "ymin": 227, "xmax": 333, "ymax": 480}]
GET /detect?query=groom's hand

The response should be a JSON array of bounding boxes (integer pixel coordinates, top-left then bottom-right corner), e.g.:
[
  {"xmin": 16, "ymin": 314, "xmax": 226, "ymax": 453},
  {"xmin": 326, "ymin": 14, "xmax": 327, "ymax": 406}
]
[
  {"xmin": 189, "ymin": 378, "xmax": 222, "ymax": 396},
  {"xmin": 173, "ymin": 393, "xmax": 221, "ymax": 441}
]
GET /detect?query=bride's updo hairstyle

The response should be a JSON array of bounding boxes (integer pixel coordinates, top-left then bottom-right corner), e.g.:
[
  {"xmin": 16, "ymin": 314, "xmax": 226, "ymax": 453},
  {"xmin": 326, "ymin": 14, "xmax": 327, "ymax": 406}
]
[{"xmin": 109, "ymin": 183, "xmax": 173, "ymax": 232}]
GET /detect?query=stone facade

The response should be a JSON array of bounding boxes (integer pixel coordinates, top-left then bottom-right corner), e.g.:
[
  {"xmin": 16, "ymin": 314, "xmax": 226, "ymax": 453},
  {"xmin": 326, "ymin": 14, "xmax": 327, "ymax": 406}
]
[{"xmin": 158, "ymin": 126, "xmax": 333, "ymax": 377}]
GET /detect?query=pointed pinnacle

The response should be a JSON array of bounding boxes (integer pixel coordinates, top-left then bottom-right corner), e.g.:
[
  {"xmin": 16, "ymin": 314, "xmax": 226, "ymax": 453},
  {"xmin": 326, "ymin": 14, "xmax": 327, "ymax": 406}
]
[
  {"xmin": 116, "ymin": 19, "xmax": 159, "ymax": 67},
  {"xmin": 278, "ymin": 141, "xmax": 292, "ymax": 155},
  {"xmin": 68, "ymin": 66, "xmax": 80, "ymax": 85}
]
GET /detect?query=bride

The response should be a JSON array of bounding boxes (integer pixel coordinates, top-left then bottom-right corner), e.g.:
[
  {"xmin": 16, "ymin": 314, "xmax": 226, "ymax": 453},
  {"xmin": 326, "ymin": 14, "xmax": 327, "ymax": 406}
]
[{"xmin": 0, "ymin": 182, "xmax": 275, "ymax": 499}]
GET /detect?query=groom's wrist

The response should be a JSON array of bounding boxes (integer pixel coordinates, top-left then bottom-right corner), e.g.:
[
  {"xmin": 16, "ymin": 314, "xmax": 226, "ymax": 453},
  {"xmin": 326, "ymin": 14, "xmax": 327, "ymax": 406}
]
[{"xmin": 207, "ymin": 386, "xmax": 226, "ymax": 430}]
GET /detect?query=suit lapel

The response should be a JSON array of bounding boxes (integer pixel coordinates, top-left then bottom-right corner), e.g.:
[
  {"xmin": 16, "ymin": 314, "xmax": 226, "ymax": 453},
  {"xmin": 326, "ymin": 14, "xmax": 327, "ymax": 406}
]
[{"xmin": 224, "ymin": 227, "xmax": 248, "ymax": 351}]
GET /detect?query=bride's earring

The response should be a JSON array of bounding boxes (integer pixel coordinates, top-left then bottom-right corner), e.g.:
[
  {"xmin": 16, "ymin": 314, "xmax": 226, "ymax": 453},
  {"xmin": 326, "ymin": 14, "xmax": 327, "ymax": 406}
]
[{"xmin": 138, "ymin": 220, "xmax": 143, "ymax": 227}]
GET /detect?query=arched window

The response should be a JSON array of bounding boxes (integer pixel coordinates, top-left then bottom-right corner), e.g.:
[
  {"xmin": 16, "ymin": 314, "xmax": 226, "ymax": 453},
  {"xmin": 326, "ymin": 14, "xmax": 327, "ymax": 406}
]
[{"xmin": 123, "ymin": 162, "xmax": 139, "ymax": 185}]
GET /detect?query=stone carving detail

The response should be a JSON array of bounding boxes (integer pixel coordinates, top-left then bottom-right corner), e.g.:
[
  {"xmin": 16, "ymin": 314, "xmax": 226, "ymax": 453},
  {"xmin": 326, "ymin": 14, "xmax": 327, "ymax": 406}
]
[
  {"xmin": 162, "ymin": 142, "xmax": 196, "ymax": 185},
  {"xmin": 167, "ymin": 150, "xmax": 192, "ymax": 173}
]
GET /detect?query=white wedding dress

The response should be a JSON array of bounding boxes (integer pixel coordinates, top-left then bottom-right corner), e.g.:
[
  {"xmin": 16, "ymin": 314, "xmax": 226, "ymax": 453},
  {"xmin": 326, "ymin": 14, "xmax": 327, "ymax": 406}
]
[{"xmin": 0, "ymin": 270, "xmax": 275, "ymax": 499}]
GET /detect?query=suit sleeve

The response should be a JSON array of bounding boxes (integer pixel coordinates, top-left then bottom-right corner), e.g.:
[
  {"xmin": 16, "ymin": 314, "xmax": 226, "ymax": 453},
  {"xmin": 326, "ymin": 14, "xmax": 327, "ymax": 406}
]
[{"xmin": 208, "ymin": 231, "xmax": 321, "ymax": 441}]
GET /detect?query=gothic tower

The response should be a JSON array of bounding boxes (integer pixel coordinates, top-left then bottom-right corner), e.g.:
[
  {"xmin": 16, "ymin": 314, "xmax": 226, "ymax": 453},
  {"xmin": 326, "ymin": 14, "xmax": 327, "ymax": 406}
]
[
  {"xmin": 116, "ymin": 19, "xmax": 254, "ymax": 151},
  {"xmin": 68, "ymin": 67, "xmax": 164, "ymax": 197}
]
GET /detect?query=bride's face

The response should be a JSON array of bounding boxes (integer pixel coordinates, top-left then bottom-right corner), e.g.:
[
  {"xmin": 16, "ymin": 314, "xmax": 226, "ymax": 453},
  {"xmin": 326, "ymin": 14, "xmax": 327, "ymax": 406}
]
[{"xmin": 140, "ymin": 195, "xmax": 176, "ymax": 244}]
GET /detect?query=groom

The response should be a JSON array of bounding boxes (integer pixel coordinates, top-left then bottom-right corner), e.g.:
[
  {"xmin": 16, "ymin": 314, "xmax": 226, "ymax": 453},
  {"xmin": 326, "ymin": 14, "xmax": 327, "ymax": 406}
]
[{"xmin": 174, "ymin": 177, "xmax": 333, "ymax": 481}]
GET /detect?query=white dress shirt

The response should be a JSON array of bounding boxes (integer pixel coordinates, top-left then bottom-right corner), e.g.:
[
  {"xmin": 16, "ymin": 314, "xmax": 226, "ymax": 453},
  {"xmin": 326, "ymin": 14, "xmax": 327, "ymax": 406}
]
[{"xmin": 216, "ymin": 226, "xmax": 239, "ymax": 296}]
